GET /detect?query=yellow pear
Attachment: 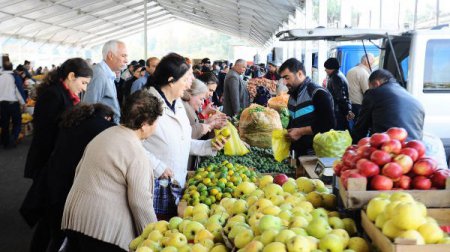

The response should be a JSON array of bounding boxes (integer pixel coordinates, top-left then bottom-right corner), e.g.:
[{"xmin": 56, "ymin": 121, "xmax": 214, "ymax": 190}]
[
  {"xmin": 391, "ymin": 202, "xmax": 425, "ymax": 230},
  {"xmin": 417, "ymin": 222, "xmax": 444, "ymax": 244}
]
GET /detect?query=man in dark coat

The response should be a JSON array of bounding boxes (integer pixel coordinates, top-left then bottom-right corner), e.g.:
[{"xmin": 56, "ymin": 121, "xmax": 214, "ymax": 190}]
[{"xmin": 352, "ymin": 69, "xmax": 425, "ymax": 143}]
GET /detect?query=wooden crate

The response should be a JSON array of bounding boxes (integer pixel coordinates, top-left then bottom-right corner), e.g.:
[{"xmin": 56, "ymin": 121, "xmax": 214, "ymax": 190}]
[
  {"xmin": 338, "ymin": 177, "xmax": 450, "ymax": 209},
  {"xmin": 361, "ymin": 209, "xmax": 450, "ymax": 252}
]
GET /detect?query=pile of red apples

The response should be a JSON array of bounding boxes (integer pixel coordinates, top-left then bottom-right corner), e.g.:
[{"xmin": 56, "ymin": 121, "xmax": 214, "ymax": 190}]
[{"xmin": 334, "ymin": 127, "xmax": 450, "ymax": 191}]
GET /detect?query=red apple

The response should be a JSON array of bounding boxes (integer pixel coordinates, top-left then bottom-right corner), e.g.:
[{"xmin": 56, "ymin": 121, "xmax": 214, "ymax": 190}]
[
  {"xmin": 342, "ymin": 150, "xmax": 357, "ymax": 167},
  {"xmin": 370, "ymin": 175, "xmax": 394, "ymax": 190},
  {"xmin": 381, "ymin": 139, "xmax": 402, "ymax": 154},
  {"xmin": 370, "ymin": 133, "xmax": 391, "ymax": 148},
  {"xmin": 405, "ymin": 140, "xmax": 426, "ymax": 158},
  {"xmin": 357, "ymin": 145, "xmax": 377, "ymax": 159},
  {"xmin": 333, "ymin": 161, "xmax": 344, "ymax": 176},
  {"xmin": 430, "ymin": 169, "xmax": 450, "ymax": 189},
  {"xmin": 412, "ymin": 157, "xmax": 438, "ymax": 176},
  {"xmin": 357, "ymin": 137, "xmax": 371, "ymax": 147},
  {"xmin": 394, "ymin": 175, "xmax": 411, "ymax": 189},
  {"xmin": 399, "ymin": 147, "xmax": 419, "ymax": 162},
  {"xmin": 356, "ymin": 159, "xmax": 380, "ymax": 177},
  {"xmin": 370, "ymin": 150, "xmax": 392, "ymax": 166},
  {"xmin": 386, "ymin": 127, "xmax": 408, "ymax": 143},
  {"xmin": 382, "ymin": 162, "xmax": 403, "ymax": 181},
  {"xmin": 340, "ymin": 169, "xmax": 359, "ymax": 189},
  {"xmin": 274, "ymin": 174, "xmax": 289, "ymax": 185},
  {"xmin": 345, "ymin": 145, "xmax": 358, "ymax": 152},
  {"xmin": 393, "ymin": 154, "xmax": 414, "ymax": 174},
  {"xmin": 412, "ymin": 176, "xmax": 432, "ymax": 190}
]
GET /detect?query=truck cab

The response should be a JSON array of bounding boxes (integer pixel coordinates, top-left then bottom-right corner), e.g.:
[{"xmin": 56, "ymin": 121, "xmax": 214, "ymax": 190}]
[{"xmin": 276, "ymin": 27, "xmax": 450, "ymax": 164}]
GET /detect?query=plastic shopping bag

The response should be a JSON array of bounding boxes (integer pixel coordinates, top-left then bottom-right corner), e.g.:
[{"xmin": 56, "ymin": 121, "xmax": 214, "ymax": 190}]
[
  {"xmin": 272, "ymin": 129, "xmax": 291, "ymax": 162},
  {"xmin": 216, "ymin": 121, "xmax": 249, "ymax": 156}
]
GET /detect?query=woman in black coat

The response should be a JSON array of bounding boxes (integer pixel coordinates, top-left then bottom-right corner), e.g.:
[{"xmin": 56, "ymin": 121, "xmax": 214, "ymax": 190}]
[
  {"xmin": 46, "ymin": 103, "xmax": 115, "ymax": 252},
  {"xmin": 24, "ymin": 58, "xmax": 93, "ymax": 180}
]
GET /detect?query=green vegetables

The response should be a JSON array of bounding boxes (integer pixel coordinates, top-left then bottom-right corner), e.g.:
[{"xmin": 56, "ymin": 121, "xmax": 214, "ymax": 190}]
[
  {"xmin": 279, "ymin": 108, "xmax": 290, "ymax": 129},
  {"xmin": 199, "ymin": 146, "xmax": 294, "ymax": 175}
]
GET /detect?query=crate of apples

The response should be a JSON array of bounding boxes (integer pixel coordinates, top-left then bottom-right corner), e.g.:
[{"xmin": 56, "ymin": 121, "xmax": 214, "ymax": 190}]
[{"xmin": 334, "ymin": 127, "xmax": 450, "ymax": 209}]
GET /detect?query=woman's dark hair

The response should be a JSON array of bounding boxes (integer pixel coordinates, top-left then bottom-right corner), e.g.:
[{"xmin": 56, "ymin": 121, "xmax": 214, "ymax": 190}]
[
  {"xmin": 121, "ymin": 90, "xmax": 163, "ymax": 130},
  {"xmin": 198, "ymin": 71, "xmax": 218, "ymax": 85},
  {"xmin": 37, "ymin": 58, "xmax": 93, "ymax": 97},
  {"xmin": 60, "ymin": 103, "xmax": 114, "ymax": 128},
  {"xmin": 147, "ymin": 53, "xmax": 190, "ymax": 90}
]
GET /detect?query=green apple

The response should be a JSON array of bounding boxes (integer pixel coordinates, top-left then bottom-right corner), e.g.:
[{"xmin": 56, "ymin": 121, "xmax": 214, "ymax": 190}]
[
  {"xmin": 306, "ymin": 218, "xmax": 332, "ymax": 239},
  {"xmin": 290, "ymin": 227, "xmax": 308, "ymax": 236},
  {"xmin": 193, "ymin": 203, "xmax": 210, "ymax": 215},
  {"xmin": 184, "ymin": 206, "xmax": 194, "ymax": 218},
  {"xmin": 141, "ymin": 223, "xmax": 155, "ymax": 239},
  {"xmin": 234, "ymin": 228, "xmax": 255, "ymax": 248},
  {"xmin": 327, "ymin": 211, "xmax": 340, "ymax": 218},
  {"xmin": 236, "ymin": 181, "xmax": 257, "ymax": 196},
  {"xmin": 322, "ymin": 193, "xmax": 337, "ymax": 209},
  {"xmin": 389, "ymin": 192, "xmax": 414, "ymax": 203},
  {"xmin": 194, "ymin": 229, "xmax": 214, "ymax": 243},
  {"xmin": 366, "ymin": 197, "xmax": 390, "ymax": 221},
  {"xmin": 259, "ymin": 175, "xmax": 274, "ymax": 188},
  {"xmin": 160, "ymin": 246, "xmax": 178, "ymax": 252},
  {"xmin": 330, "ymin": 229, "xmax": 350, "ymax": 247},
  {"xmin": 306, "ymin": 236, "xmax": 320, "ymax": 250},
  {"xmin": 290, "ymin": 216, "xmax": 309, "ymax": 229},
  {"xmin": 342, "ymin": 218, "xmax": 358, "ymax": 236},
  {"xmin": 306, "ymin": 191, "xmax": 323, "ymax": 208},
  {"xmin": 183, "ymin": 221, "xmax": 205, "ymax": 241},
  {"xmin": 417, "ymin": 222, "xmax": 444, "ymax": 244},
  {"xmin": 205, "ymin": 222, "xmax": 223, "ymax": 242},
  {"xmin": 168, "ymin": 217, "xmax": 183, "ymax": 230},
  {"xmin": 147, "ymin": 230, "xmax": 163, "ymax": 242},
  {"xmin": 258, "ymin": 215, "xmax": 283, "ymax": 233},
  {"xmin": 249, "ymin": 189, "xmax": 265, "ymax": 198},
  {"xmin": 438, "ymin": 237, "xmax": 450, "ymax": 244},
  {"xmin": 415, "ymin": 202, "xmax": 427, "ymax": 217},
  {"xmin": 135, "ymin": 246, "xmax": 152, "ymax": 252},
  {"xmin": 198, "ymin": 238, "xmax": 214, "ymax": 249},
  {"xmin": 191, "ymin": 243, "xmax": 208, "ymax": 252},
  {"xmin": 233, "ymin": 199, "xmax": 248, "ymax": 215},
  {"xmin": 297, "ymin": 201, "xmax": 314, "ymax": 213},
  {"xmin": 275, "ymin": 229, "xmax": 297, "ymax": 243},
  {"xmin": 375, "ymin": 213, "xmax": 388, "ymax": 229},
  {"xmin": 261, "ymin": 205, "xmax": 281, "ymax": 215},
  {"xmin": 311, "ymin": 208, "xmax": 328, "ymax": 220},
  {"xmin": 282, "ymin": 180, "xmax": 298, "ymax": 193},
  {"xmin": 382, "ymin": 220, "xmax": 404, "ymax": 239},
  {"xmin": 248, "ymin": 212, "xmax": 265, "ymax": 228},
  {"xmin": 229, "ymin": 224, "xmax": 250, "ymax": 240},
  {"xmin": 384, "ymin": 201, "xmax": 402, "ymax": 219},
  {"xmin": 139, "ymin": 239, "xmax": 161, "ymax": 251},
  {"xmin": 347, "ymin": 237, "xmax": 370, "ymax": 252},
  {"xmin": 247, "ymin": 196, "xmax": 259, "ymax": 207},
  {"xmin": 260, "ymin": 229, "xmax": 279, "ymax": 245},
  {"xmin": 279, "ymin": 203, "xmax": 294, "ymax": 211},
  {"xmin": 328, "ymin": 217, "xmax": 345, "ymax": 229},
  {"xmin": 319, "ymin": 233, "xmax": 345, "ymax": 252},
  {"xmin": 262, "ymin": 241, "xmax": 287, "ymax": 252},
  {"xmin": 296, "ymin": 177, "xmax": 315, "ymax": 193},
  {"xmin": 129, "ymin": 236, "xmax": 144, "ymax": 251},
  {"xmin": 165, "ymin": 233, "xmax": 188, "ymax": 248},
  {"xmin": 178, "ymin": 219, "xmax": 192, "ymax": 233},
  {"xmin": 208, "ymin": 214, "xmax": 229, "ymax": 226},
  {"xmin": 398, "ymin": 230, "xmax": 425, "ymax": 245},
  {"xmin": 263, "ymin": 183, "xmax": 284, "ymax": 197},
  {"xmin": 392, "ymin": 202, "xmax": 425, "ymax": 230},
  {"xmin": 192, "ymin": 212, "xmax": 209, "ymax": 225},
  {"xmin": 154, "ymin": 220, "xmax": 169, "ymax": 234},
  {"xmin": 178, "ymin": 245, "xmax": 192, "ymax": 252},
  {"xmin": 286, "ymin": 235, "xmax": 310, "ymax": 252},
  {"xmin": 210, "ymin": 244, "xmax": 228, "ymax": 252},
  {"xmin": 242, "ymin": 240, "xmax": 264, "ymax": 252},
  {"xmin": 268, "ymin": 195, "xmax": 284, "ymax": 205}
]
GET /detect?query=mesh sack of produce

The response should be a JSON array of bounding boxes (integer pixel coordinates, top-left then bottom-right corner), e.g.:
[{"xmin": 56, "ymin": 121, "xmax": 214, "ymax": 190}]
[
  {"xmin": 239, "ymin": 104, "xmax": 282, "ymax": 148},
  {"xmin": 313, "ymin": 129, "xmax": 352, "ymax": 157},
  {"xmin": 247, "ymin": 78, "xmax": 277, "ymax": 99},
  {"xmin": 267, "ymin": 93, "xmax": 289, "ymax": 112}
]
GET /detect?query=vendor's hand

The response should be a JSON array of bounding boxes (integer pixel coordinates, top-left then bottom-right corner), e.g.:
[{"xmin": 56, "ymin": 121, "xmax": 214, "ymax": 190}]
[
  {"xmin": 212, "ymin": 136, "xmax": 229, "ymax": 151},
  {"xmin": 159, "ymin": 168, "xmax": 173, "ymax": 179},
  {"xmin": 287, "ymin": 128, "xmax": 303, "ymax": 141},
  {"xmin": 346, "ymin": 111, "xmax": 355, "ymax": 121}
]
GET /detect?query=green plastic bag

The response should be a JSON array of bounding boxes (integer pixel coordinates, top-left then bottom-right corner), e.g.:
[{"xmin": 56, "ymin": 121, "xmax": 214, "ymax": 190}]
[
  {"xmin": 216, "ymin": 121, "xmax": 249, "ymax": 156},
  {"xmin": 272, "ymin": 129, "xmax": 291, "ymax": 162},
  {"xmin": 313, "ymin": 130, "xmax": 352, "ymax": 157}
]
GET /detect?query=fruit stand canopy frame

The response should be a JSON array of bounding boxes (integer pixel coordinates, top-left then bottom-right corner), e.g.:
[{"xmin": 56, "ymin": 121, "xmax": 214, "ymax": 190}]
[{"xmin": 0, "ymin": 0, "xmax": 302, "ymax": 48}]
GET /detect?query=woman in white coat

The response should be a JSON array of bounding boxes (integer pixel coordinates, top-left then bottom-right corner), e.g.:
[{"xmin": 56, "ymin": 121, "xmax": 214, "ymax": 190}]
[{"xmin": 143, "ymin": 53, "xmax": 226, "ymax": 219}]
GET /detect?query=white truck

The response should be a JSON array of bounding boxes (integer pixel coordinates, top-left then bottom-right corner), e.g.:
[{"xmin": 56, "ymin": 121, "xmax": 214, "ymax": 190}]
[{"xmin": 277, "ymin": 26, "xmax": 450, "ymax": 165}]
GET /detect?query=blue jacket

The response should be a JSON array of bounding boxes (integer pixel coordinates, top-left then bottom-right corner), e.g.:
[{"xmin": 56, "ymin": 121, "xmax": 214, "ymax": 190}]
[{"xmin": 83, "ymin": 61, "xmax": 120, "ymax": 124}]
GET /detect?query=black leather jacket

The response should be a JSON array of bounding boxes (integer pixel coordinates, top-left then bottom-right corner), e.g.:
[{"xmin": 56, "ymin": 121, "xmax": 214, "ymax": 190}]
[
  {"xmin": 352, "ymin": 80, "xmax": 425, "ymax": 143},
  {"xmin": 326, "ymin": 70, "xmax": 352, "ymax": 116}
]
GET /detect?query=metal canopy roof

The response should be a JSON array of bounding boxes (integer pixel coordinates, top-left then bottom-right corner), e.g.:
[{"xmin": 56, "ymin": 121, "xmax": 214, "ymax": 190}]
[{"xmin": 0, "ymin": 0, "xmax": 302, "ymax": 48}]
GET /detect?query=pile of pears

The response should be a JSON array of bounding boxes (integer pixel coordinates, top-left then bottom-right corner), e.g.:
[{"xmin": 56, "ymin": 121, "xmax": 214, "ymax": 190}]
[
  {"xmin": 131, "ymin": 175, "xmax": 372, "ymax": 252},
  {"xmin": 366, "ymin": 191, "xmax": 450, "ymax": 245}
]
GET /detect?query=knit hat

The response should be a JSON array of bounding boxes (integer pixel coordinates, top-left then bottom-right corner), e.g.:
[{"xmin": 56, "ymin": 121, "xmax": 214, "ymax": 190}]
[{"xmin": 324, "ymin": 58, "xmax": 340, "ymax": 70}]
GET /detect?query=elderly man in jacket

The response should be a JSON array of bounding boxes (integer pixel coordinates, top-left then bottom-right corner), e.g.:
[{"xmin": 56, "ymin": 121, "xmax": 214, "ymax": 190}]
[
  {"xmin": 352, "ymin": 69, "xmax": 425, "ymax": 143},
  {"xmin": 222, "ymin": 59, "xmax": 250, "ymax": 117},
  {"xmin": 83, "ymin": 40, "xmax": 128, "ymax": 124}
]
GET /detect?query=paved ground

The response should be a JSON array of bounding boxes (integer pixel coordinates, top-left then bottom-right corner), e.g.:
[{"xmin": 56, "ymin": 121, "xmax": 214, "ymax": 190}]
[{"xmin": 0, "ymin": 136, "xmax": 34, "ymax": 252}]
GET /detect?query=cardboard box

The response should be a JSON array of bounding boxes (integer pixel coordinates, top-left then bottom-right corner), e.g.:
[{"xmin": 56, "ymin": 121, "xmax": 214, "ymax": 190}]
[
  {"xmin": 361, "ymin": 209, "xmax": 450, "ymax": 252},
  {"xmin": 338, "ymin": 177, "xmax": 450, "ymax": 209}
]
